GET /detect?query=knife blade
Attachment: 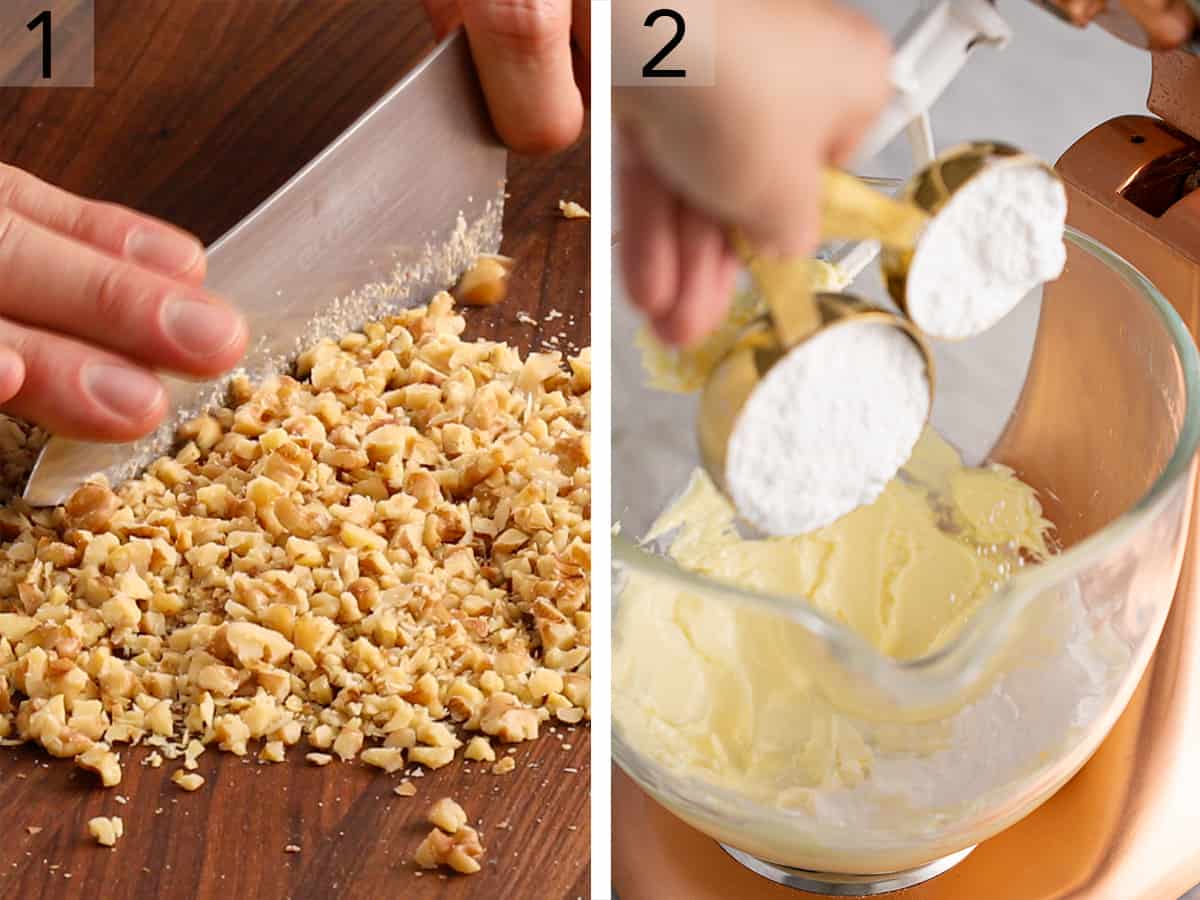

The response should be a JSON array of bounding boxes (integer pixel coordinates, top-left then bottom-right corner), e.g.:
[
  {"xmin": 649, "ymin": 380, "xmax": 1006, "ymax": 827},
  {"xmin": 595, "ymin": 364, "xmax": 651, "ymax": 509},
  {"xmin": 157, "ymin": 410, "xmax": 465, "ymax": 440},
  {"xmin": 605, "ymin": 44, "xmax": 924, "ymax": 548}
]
[{"xmin": 23, "ymin": 30, "xmax": 506, "ymax": 506}]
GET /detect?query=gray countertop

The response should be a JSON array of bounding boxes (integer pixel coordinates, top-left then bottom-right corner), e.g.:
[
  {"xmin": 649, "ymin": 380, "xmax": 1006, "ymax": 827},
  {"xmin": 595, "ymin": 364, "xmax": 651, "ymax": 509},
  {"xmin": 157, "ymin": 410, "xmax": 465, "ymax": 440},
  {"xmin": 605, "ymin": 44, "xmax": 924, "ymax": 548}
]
[{"xmin": 612, "ymin": 2, "xmax": 1199, "ymax": 896}]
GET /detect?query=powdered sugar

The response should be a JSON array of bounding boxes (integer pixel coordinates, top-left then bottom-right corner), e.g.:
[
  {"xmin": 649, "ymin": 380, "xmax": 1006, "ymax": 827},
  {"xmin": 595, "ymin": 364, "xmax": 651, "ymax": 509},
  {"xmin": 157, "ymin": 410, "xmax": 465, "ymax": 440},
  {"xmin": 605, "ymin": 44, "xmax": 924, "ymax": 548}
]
[
  {"xmin": 803, "ymin": 581, "xmax": 1128, "ymax": 844},
  {"xmin": 906, "ymin": 164, "xmax": 1067, "ymax": 340},
  {"xmin": 726, "ymin": 321, "xmax": 930, "ymax": 535}
]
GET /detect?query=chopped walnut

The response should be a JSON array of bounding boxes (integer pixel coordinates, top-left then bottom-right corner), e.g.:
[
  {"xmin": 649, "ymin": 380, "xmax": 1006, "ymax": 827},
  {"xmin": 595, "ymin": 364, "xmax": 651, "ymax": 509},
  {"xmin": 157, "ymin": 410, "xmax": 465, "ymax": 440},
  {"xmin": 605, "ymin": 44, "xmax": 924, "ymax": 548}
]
[
  {"xmin": 332, "ymin": 726, "xmax": 363, "ymax": 762},
  {"xmin": 464, "ymin": 736, "xmax": 495, "ymax": 763},
  {"xmin": 492, "ymin": 756, "xmax": 516, "ymax": 775},
  {"xmin": 413, "ymin": 823, "xmax": 486, "ymax": 875},
  {"xmin": 452, "ymin": 255, "xmax": 513, "ymax": 307},
  {"xmin": 408, "ymin": 746, "xmax": 455, "ymax": 769},
  {"xmin": 76, "ymin": 745, "xmax": 121, "ymax": 788},
  {"xmin": 65, "ymin": 483, "xmax": 120, "ymax": 532},
  {"xmin": 394, "ymin": 779, "xmax": 417, "ymax": 797},
  {"xmin": 0, "ymin": 292, "xmax": 588, "ymax": 820},
  {"xmin": 87, "ymin": 816, "xmax": 124, "ymax": 848},
  {"xmin": 171, "ymin": 771, "xmax": 204, "ymax": 792},
  {"xmin": 361, "ymin": 746, "xmax": 405, "ymax": 773},
  {"xmin": 480, "ymin": 693, "xmax": 540, "ymax": 743},
  {"xmin": 558, "ymin": 199, "xmax": 590, "ymax": 220},
  {"xmin": 428, "ymin": 797, "xmax": 468, "ymax": 833}
]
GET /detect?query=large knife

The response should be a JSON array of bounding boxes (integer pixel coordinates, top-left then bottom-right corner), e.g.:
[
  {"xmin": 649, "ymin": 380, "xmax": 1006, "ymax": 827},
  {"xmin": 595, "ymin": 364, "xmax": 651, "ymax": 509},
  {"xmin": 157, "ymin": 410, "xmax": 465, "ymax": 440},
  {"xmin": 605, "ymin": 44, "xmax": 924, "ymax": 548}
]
[{"xmin": 23, "ymin": 30, "xmax": 506, "ymax": 506}]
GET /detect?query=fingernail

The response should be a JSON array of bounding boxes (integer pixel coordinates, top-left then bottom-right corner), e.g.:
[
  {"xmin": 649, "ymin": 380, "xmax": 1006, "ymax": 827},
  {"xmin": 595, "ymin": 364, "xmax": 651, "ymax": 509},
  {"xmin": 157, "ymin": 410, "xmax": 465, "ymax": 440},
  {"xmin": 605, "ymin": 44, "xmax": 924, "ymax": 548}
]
[
  {"xmin": 0, "ymin": 347, "xmax": 24, "ymax": 404},
  {"xmin": 127, "ymin": 228, "xmax": 203, "ymax": 276},
  {"xmin": 82, "ymin": 363, "xmax": 164, "ymax": 423},
  {"xmin": 162, "ymin": 296, "xmax": 245, "ymax": 359}
]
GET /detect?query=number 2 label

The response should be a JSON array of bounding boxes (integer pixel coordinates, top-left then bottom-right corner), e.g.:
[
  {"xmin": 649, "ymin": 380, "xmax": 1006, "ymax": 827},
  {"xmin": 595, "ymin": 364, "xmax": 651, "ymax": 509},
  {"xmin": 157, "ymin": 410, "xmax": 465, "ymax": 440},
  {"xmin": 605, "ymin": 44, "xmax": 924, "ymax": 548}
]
[{"xmin": 642, "ymin": 9, "xmax": 686, "ymax": 79}]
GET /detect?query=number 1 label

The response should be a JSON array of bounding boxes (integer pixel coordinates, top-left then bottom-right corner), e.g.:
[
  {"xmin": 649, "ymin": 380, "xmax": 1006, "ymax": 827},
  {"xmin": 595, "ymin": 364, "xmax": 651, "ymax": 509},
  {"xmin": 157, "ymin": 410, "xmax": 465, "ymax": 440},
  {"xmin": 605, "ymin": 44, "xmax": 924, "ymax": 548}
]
[
  {"xmin": 27, "ymin": 10, "xmax": 52, "ymax": 79},
  {"xmin": 0, "ymin": 1, "xmax": 93, "ymax": 87}
]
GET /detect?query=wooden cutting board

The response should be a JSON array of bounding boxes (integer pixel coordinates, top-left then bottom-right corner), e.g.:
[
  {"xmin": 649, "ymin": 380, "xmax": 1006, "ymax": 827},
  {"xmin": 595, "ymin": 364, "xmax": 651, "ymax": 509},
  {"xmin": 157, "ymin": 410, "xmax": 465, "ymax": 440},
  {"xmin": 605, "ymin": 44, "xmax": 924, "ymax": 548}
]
[{"xmin": 0, "ymin": 2, "xmax": 591, "ymax": 897}]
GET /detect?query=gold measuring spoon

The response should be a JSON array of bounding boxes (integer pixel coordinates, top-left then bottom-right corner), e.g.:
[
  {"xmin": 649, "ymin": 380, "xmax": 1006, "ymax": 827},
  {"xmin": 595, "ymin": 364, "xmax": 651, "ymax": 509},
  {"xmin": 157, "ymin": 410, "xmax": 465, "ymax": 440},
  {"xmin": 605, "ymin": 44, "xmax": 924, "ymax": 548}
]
[
  {"xmin": 880, "ymin": 141, "xmax": 1065, "ymax": 335},
  {"xmin": 697, "ymin": 290, "xmax": 936, "ymax": 502},
  {"xmin": 698, "ymin": 146, "xmax": 1062, "ymax": 534},
  {"xmin": 698, "ymin": 170, "xmax": 936, "ymax": 530}
]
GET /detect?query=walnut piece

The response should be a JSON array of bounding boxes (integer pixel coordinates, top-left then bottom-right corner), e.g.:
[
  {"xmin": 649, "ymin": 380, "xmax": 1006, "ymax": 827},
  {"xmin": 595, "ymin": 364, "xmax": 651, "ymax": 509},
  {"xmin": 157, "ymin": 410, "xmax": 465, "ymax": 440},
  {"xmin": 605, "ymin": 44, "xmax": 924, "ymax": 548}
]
[
  {"xmin": 76, "ymin": 745, "xmax": 122, "ymax": 788},
  {"xmin": 413, "ymin": 823, "xmax": 486, "ymax": 875},
  {"xmin": 87, "ymin": 816, "xmax": 124, "ymax": 848},
  {"xmin": 452, "ymin": 255, "xmax": 513, "ymax": 307},
  {"xmin": 428, "ymin": 797, "xmax": 468, "ymax": 834},
  {"xmin": 65, "ymin": 483, "xmax": 120, "ymax": 532},
  {"xmin": 361, "ymin": 746, "xmax": 405, "ymax": 773},
  {"xmin": 464, "ymin": 736, "xmax": 495, "ymax": 763},
  {"xmin": 394, "ymin": 779, "xmax": 417, "ymax": 797},
  {"xmin": 558, "ymin": 199, "xmax": 590, "ymax": 220},
  {"xmin": 171, "ymin": 771, "xmax": 205, "ymax": 792}
]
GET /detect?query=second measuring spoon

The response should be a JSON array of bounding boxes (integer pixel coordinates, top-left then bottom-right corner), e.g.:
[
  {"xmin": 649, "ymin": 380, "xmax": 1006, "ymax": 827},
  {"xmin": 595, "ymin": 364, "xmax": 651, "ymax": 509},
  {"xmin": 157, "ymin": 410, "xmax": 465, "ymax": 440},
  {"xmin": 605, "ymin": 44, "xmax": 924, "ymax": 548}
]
[{"xmin": 700, "ymin": 146, "xmax": 1065, "ymax": 536}]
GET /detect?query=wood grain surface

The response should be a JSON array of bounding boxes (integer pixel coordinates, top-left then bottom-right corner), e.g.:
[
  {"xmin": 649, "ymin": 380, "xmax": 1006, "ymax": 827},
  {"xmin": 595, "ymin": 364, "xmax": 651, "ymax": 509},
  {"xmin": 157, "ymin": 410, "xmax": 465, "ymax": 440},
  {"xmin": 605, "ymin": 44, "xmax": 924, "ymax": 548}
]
[{"xmin": 0, "ymin": 2, "xmax": 591, "ymax": 898}]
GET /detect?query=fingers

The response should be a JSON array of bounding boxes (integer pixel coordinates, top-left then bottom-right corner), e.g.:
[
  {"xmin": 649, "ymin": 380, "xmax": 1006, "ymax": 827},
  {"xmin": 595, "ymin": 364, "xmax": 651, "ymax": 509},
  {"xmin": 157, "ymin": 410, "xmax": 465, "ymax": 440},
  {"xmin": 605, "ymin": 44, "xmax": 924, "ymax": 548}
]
[
  {"xmin": 461, "ymin": 0, "xmax": 584, "ymax": 154},
  {"xmin": 0, "ymin": 166, "xmax": 241, "ymax": 441},
  {"xmin": 1053, "ymin": 1, "xmax": 1107, "ymax": 26},
  {"xmin": 653, "ymin": 205, "xmax": 736, "ymax": 346},
  {"xmin": 0, "ymin": 164, "xmax": 206, "ymax": 283},
  {"xmin": 825, "ymin": 11, "xmax": 895, "ymax": 169},
  {"xmin": 0, "ymin": 319, "xmax": 167, "ymax": 442},
  {"xmin": 619, "ymin": 137, "xmax": 680, "ymax": 321},
  {"xmin": 731, "ymin": 146, "xmax": 823, "ymax": 260},
  {"xmin": 0, "ymin": 208, "xmax": 247, "ymax": 378},
  {"xmin": 737, "ymin": 188, "xmax": 821, "ymax": 262},
  {"xmin": 1123, "ymin": 0, "xmax": 1196, "ymax": 47},
  {"xmin": 620, "ymin": 132, "xmax": 736, "ymax": 347}
]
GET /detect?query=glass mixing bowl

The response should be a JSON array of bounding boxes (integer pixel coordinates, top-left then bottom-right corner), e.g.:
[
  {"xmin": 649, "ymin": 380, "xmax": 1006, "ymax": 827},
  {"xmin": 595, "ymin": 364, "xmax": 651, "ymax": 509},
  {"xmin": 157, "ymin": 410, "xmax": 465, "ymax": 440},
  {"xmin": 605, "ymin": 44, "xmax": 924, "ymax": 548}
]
[{"xmin": 612, "ymin": 228, "xmax": 1200, "ymax": 878}]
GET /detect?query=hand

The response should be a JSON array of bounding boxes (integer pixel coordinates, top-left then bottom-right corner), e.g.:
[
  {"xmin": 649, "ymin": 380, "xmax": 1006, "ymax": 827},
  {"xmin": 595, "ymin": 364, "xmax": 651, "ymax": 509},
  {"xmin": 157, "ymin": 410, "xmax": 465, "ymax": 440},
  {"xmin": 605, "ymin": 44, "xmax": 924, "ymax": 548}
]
[
  {"xmin": 1043, "ymin": 0, "xmax": 1196, "ymax": 48},
  {"xmin": 615, "ymin": 1, "xmax": 892, "ymax": 346},
  {"xmin": 422, "ymin": 0, "xmax": 589, "ymax": 154},
  {"xmin": 0, "ymin": 164, "xmax": 247, "ymax": 442}
]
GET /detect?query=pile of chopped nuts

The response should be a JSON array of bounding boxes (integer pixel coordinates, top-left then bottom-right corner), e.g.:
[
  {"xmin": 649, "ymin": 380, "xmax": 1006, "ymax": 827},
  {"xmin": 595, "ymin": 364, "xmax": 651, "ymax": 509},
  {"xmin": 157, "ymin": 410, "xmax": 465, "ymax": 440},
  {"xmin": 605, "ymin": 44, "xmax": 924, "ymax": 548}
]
[
  {"xmin": 0, "ymin": 292, "xmax": 590, "ymax": 799},
  {"xmin": 0, "ymin": 417, "xmax": 45, "ymax": 504}
]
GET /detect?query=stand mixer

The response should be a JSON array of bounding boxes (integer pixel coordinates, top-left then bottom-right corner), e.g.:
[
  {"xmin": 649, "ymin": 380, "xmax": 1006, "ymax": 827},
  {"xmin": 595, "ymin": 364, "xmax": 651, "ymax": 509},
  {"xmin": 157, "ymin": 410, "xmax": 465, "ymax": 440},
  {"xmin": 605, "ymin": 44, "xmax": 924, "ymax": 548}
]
[{"xmin": 613, "ymin": 1, "xmax": 1200, "ymax": 897}]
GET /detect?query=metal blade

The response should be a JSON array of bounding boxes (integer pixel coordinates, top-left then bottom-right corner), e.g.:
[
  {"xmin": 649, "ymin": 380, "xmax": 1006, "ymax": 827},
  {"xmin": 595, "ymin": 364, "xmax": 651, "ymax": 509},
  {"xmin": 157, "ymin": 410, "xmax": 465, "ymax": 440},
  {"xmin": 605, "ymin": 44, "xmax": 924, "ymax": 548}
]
[{"xmin": 24, "ymin": 30, "xmax": 506, "ymax": 506}]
